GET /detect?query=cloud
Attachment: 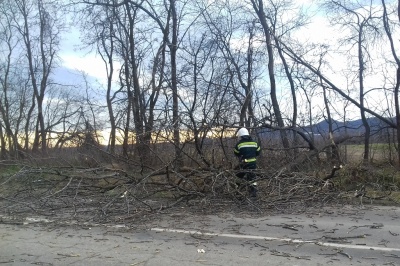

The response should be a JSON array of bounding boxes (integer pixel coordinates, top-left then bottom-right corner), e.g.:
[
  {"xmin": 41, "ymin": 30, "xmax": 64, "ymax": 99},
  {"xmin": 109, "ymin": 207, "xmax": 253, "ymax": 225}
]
[
  {"xmin": 61, "ymin": 53, "xmax": 108, "ymax": 83},
  {"xmin": 59, "ymin": 25, "xmax": 118, "ymax": 86}
]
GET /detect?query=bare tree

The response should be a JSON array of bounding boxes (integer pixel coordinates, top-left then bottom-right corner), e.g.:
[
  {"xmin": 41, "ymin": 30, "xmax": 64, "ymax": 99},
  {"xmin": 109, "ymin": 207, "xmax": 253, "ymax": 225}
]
[
  {"xmin": 267, "ymin": 0, "xmax": 310, "ymax": 156},
  {"xmin": 382, "ymin": 0, "xmax": 400, "ymax": 166},
  {"xmin": 99, "ymin": 4, "xmax": 117, "ymax": 154},
  {"xmin": 250, "ymin": 0, "xmax": 290, "ymax": 149},
  {"xmin": 322, "ymin": 1, "xmax": 382, "ymax": 162},
  {"xmin": 0, "ymin": 1, "xmax": 22, "ymax": 158},
  {"xmin": 0, "ymin": 0, "xmax": 41, "ymax": 158},
  {"xmin": 14, "ymin": 0, "xmax": 64, "ymax": 153}
]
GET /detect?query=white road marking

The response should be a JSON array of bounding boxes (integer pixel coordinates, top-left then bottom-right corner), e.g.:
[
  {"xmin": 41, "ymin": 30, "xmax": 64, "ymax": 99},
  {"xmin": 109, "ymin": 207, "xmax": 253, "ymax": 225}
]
[
  {"xmin": 151, "ymin": 228, "xmax": 400, "ymax": 252},
  {"xmin": 3, "ymin": 214, "xmax": 398, "ymax": 253}
]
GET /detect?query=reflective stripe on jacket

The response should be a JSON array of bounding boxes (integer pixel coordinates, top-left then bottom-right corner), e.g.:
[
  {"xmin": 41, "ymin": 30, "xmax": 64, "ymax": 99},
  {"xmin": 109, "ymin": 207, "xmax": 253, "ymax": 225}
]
[{"xmin": 234, "ymin": 136, "xmax": 260, "ymax": 163}]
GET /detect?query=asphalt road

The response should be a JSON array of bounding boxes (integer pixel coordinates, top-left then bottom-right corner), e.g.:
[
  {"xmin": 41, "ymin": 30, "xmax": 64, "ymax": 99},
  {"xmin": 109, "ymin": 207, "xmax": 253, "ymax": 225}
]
[{"xmin": 1, "ymin": 205, "xmax": 400, "ymax": 266}]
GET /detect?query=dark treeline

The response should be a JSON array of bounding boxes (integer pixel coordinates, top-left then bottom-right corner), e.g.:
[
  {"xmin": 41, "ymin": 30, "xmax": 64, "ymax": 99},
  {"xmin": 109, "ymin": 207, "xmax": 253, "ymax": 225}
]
[{"xmin": 1, "ymin": 0, "xmax": 400, "ymax": 170}]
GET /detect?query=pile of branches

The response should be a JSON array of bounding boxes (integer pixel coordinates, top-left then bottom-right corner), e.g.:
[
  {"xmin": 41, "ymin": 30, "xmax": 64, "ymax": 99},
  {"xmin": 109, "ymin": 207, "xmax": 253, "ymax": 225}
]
[{"xmin": 0, "ymin": 165, "xmax": 345, "ymax": 224}]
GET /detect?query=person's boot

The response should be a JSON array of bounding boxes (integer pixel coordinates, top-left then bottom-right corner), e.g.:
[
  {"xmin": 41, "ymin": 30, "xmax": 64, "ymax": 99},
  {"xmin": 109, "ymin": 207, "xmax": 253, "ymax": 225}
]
[{"xmin": 249, "ymin": 185, "xmax": 257, "ymax": 198}]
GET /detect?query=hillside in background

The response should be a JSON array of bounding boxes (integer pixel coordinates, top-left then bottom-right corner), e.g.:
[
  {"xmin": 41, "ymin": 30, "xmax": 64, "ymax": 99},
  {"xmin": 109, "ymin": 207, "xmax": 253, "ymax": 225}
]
[
  {"xmin": 305, "ymin": 117, "xmax": 395, "ymax": 136},
  {"xmin": 257, "ymin": 117, "xmax": 395, "ymax": 144}
]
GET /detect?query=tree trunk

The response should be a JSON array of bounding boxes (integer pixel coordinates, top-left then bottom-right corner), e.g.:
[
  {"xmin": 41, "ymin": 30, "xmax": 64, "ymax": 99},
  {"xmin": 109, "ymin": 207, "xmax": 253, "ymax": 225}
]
[
  {"xmin": 251, "ymin": 0, "xmax": 289, "ymax": 149},
  {"xmin": 395, "ymin": 68, "xmax": 400, "ymax": 166},
  {"xmin": 103, "ymin": 7, "xmax": 116, "ymax": 154},
  {"xmin": 170, "ymin": 0, "xmax": 182, "ymax": 169},
  {"xmin": 125, "ymin": 3, "xmax": 150, "ymax": 167},
  {"xmin": 276, "ymin": 37, "xmax": 297, "ymax": 154},
  {"xmin": 356, "ymin": 24, "xmax": 370, "ymax": 162}
]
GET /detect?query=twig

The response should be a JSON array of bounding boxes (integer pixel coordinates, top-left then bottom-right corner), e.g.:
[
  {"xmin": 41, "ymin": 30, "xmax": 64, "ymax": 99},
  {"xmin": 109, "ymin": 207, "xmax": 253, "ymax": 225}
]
[
  {"xmin": 42, "ymin": 177, "xmax": 74, "ymax": 199},
  {"xmin": 383, "ymin": 254, "xmax": 400, "ymax": 259},
  {"xmin": 254, "ymin": 242, "xmax": 269, "ymax": 249},
  {"xmin": 337, "ymin": 251, "xmax": 352, "ymax": 260}
]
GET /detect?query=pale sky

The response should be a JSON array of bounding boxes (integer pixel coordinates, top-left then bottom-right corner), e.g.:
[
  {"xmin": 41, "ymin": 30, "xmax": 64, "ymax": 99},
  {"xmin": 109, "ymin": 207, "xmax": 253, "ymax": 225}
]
[
  {"xmin": 57, "ymin": 0, "xmax": 322, "ymax": 86},
  {"xmin": 58, "ymin": 26, "xmax": 111, "ymax": 87},
  {"xmin": 55, "ymin": 0, "xmax": 395, "ymax": 123}
]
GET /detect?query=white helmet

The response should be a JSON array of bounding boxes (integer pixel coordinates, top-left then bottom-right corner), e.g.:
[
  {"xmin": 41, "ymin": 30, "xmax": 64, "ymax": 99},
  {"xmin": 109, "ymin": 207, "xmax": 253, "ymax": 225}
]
[{"xmin": 237, "ymin": 128, "xmax": 249, "ymax": 138}]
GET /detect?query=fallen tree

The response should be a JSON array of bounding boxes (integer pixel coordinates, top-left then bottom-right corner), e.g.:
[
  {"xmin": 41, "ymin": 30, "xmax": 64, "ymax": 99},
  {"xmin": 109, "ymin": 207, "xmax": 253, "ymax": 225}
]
[{"xmin": 2, "ymin": 162, "xmax": 394, "ymax": 226}]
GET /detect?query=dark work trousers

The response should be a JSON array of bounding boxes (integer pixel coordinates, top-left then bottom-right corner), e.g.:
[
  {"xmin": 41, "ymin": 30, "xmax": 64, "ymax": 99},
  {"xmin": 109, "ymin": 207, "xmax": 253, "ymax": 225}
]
[{"xmin": 236, "ymin": 162, "xmax": 258, "ymax": 197}]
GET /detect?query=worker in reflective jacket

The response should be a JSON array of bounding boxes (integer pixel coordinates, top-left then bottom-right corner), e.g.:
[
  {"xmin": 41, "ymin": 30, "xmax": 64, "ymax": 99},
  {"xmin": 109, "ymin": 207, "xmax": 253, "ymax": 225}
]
[{"xmin": 234, "ymin": 128, "xmax": 261, "ymax": 198}]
